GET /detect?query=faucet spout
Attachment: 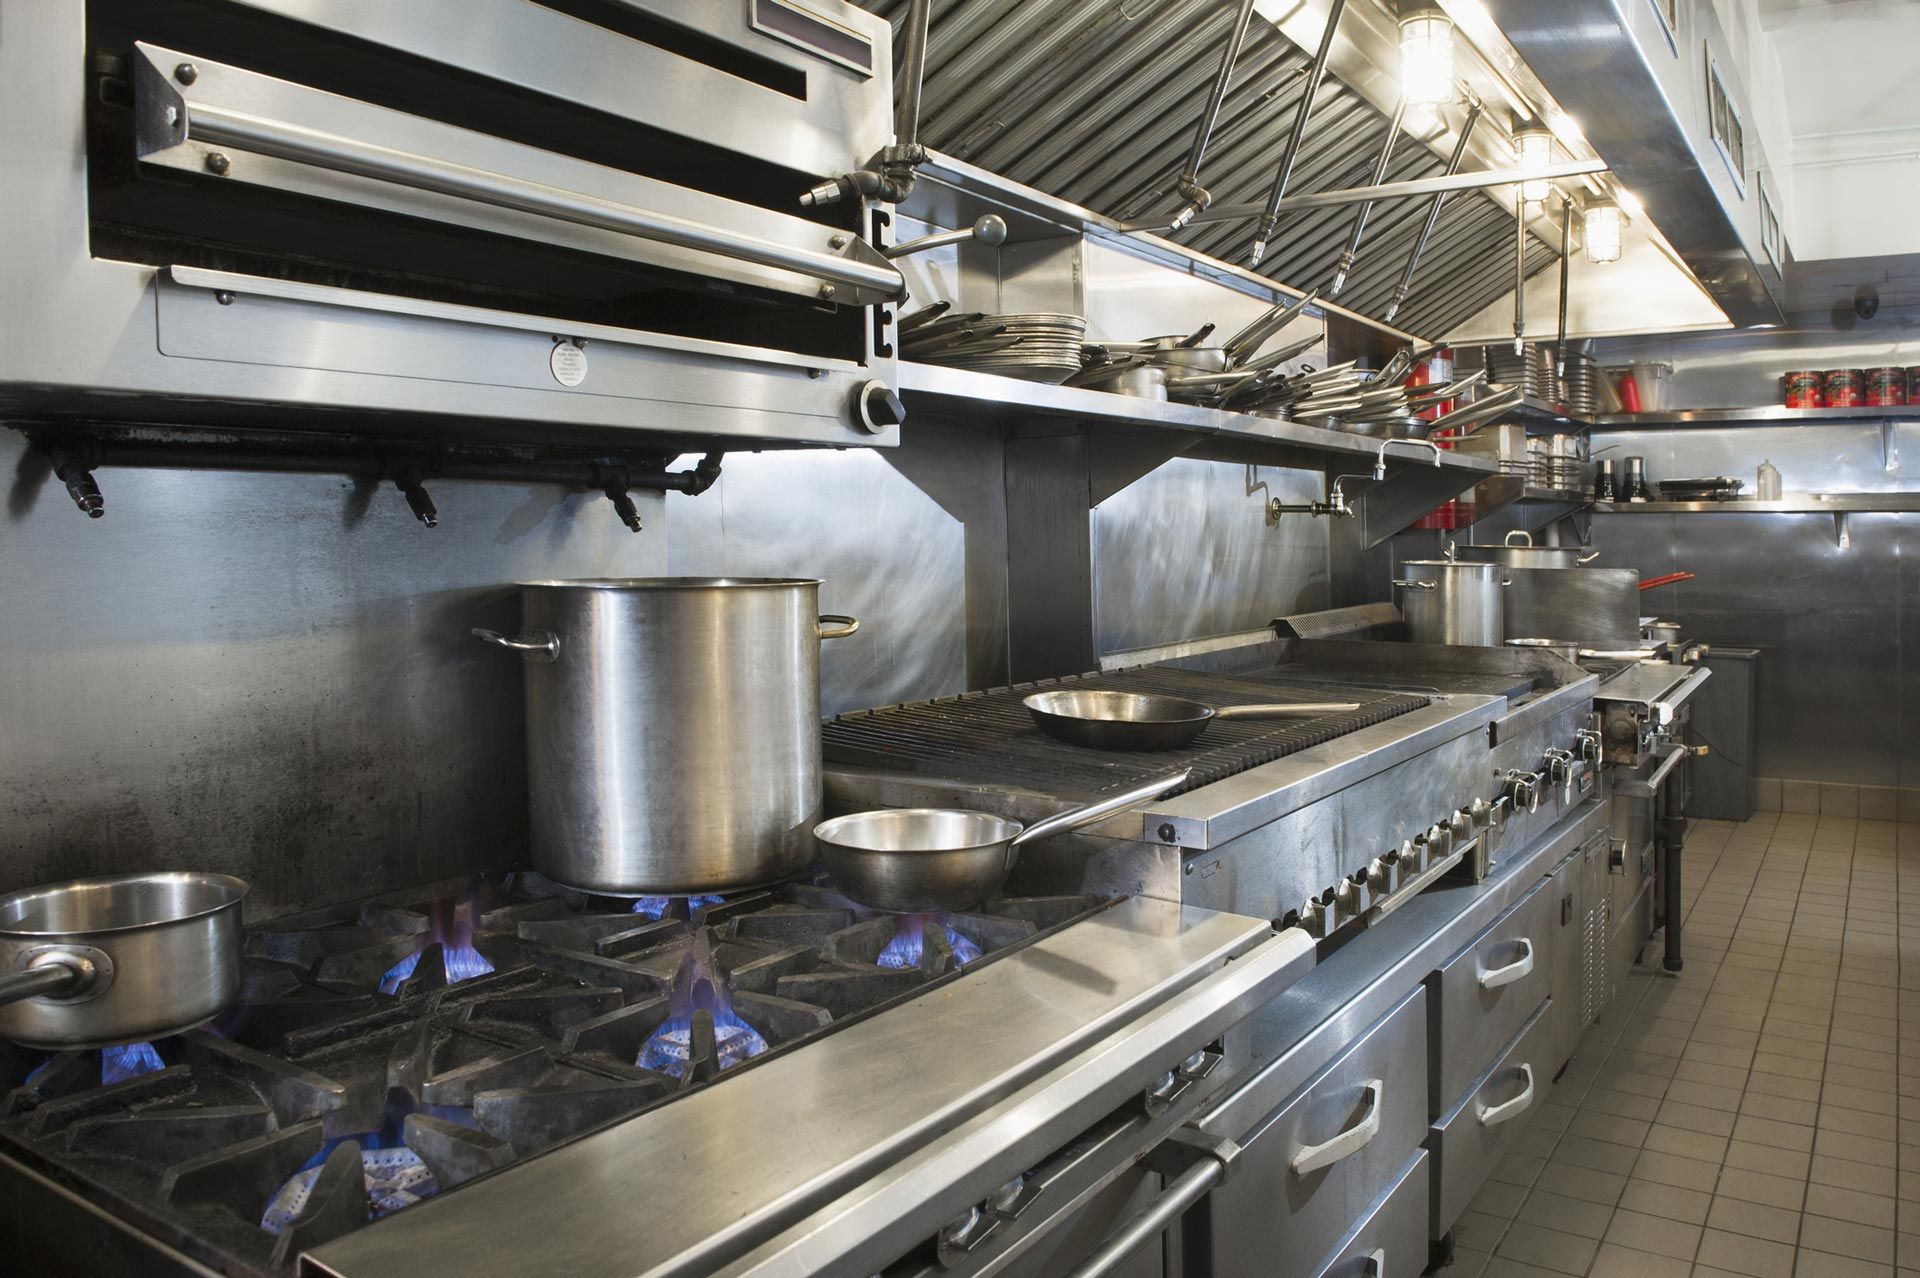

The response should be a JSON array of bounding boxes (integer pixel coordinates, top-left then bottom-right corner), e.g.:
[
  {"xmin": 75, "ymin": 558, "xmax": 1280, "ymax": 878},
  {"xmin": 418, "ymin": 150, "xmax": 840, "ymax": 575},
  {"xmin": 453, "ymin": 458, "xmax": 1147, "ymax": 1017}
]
[{"xmin": 1373, "ymin": 437, "xmax": 1443, "ymax": 478}]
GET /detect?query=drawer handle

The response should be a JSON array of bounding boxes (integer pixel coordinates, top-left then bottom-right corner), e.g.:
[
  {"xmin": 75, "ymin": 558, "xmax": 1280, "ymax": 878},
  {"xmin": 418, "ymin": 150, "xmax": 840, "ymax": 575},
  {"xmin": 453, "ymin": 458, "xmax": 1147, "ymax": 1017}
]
[
  {"xmin": 1476, "ymin": 1061, "xmax": 1535, "ymax": 1127},
  {"xmin": 1365, "ymin": 1248, "xmax": 1386, "ymax": 1276},
  {"xmin": 1290, "ymin": 1080, "xmax": 1382, "ymax": 1176},
  {"xmin": 1477, "ymin": 937, "xmax": 1534, "ymax": 990}
]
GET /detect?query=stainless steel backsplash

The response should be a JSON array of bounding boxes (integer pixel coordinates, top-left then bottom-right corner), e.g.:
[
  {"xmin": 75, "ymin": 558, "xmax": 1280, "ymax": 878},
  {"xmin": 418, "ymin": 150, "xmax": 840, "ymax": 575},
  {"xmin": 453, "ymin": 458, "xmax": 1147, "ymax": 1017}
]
[{"xmin": 2, "ymin": 427, "xmax": 1332, "ymax": 913}]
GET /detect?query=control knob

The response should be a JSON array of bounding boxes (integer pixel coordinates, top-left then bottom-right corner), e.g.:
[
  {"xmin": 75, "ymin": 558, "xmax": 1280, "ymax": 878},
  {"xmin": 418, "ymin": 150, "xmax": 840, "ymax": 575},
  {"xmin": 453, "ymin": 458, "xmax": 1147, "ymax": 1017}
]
[{"xmin": 853, "ymin": 379, "xmax": 906, "ymax": 434}]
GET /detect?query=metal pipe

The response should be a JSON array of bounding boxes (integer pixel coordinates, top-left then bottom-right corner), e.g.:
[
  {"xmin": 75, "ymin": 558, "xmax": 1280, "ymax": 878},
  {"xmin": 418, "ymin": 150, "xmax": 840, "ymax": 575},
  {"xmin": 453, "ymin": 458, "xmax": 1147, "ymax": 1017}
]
[
  {"xmin": 1119, "ymin": 158, "xmax": 1608, "ymax": 232},
  {"xmin": 1169, "ymin": 0, "xmax": 1260, "ymax": 231},
  {"xmin": 1555, "ymin": 195, "xmax": 1573, "ymax": 379},
  {"xmin": 184, "ymin": 102, "xmax": 905, "ymax": 301},
  {"xmin": 1329, "ymin": 98, "xmax": 1405, "ymax": 296},
  {"xmin": 896, "ymin": 0, "xmax": 932, "ymax": 151},
  {"xmin": 1513, "ymin": 193, "xmax": 1527, "ymax": 356},
  {"xmin": 1249, "ymin": 0, "xmax": 1348, "ymax": 265},
  {"xmin": 1385, "ymin": 101, "xmax": 1482, "ymax": 322},
  {"xmin": 1061, "ymin": 1154, "xmax": 1226, "ymax": 1278}
]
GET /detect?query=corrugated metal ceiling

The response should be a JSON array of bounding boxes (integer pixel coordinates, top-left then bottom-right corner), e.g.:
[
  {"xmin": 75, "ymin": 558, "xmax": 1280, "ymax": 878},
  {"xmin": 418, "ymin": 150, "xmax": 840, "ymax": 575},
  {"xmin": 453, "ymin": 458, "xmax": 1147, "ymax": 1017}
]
[{"xmin": 857, "ymin": 0, "xmax": 1557, "ymax": 339}]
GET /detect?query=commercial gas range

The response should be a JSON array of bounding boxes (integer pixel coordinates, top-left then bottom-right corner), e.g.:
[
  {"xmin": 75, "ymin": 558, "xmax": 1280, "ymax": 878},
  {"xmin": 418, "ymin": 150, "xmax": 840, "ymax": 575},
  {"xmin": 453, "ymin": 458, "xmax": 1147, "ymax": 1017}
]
[{"xmin": 0, "ymin": 868, "xmax": 1312, "ymax": 1277}]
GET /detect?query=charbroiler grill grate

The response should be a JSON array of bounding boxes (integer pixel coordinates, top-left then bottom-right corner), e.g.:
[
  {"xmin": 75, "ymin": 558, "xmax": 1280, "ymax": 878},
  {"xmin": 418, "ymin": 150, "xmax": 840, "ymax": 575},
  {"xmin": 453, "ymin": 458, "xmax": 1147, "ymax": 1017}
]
[{"xmin": 823, "ymin": 667, "xmax": 1430, "ymax": 800}]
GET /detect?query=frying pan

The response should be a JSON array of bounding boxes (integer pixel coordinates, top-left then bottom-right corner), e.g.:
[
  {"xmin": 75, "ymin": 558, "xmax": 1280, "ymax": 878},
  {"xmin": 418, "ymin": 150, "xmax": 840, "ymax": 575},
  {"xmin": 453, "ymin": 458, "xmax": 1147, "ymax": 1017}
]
[
  {"xmin": 0, "ymin": 871, "xmax": 246, "ymax": 1049},
  {"xmin": 814, "ymin": 771, "xmax": 1191, "ymax": 914},
  {"xmin": 1024, "ymin": 690, "xmax": 1362, "ymax": 752}
]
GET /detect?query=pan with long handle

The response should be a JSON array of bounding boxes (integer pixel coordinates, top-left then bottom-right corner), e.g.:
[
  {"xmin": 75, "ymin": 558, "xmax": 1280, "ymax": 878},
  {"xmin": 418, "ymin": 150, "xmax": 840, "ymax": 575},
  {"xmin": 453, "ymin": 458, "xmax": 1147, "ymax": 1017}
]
[
  {"xmin": 814, "ymin": 771, "xmax": 1192, "ymax": 913},
  {"xmin": 1024, "ymin": 689, "xmax": 1362, "ymax": 751}
]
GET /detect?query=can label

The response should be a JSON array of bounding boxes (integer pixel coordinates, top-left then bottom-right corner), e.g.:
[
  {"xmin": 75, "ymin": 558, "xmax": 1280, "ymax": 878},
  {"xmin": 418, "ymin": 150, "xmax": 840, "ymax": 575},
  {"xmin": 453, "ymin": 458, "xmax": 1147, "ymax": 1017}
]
[
  {"xmin": 1865, "ymin": 367, "xmax": 1907, "ymax": 406},
  {"xmin": 1784, "ymin": 370, "xmax": 1823, "ymax": 409},
  {"xmin": 1908, "ymin": 368, "xmax": 1920, "ymax": 403},
  {"xmin": 1824, "ymin": 369, "xmax": 1864, "ymax": 408}
]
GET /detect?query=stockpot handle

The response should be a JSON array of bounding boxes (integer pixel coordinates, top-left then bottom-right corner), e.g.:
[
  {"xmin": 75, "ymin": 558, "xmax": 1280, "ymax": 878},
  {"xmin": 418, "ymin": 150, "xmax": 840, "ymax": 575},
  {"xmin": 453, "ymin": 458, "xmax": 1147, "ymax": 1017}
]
[
  {"xmin": 1390, "ymin": 579, "xmax": 1435, "ymax": 591},
  {"xmin": 471, "ymin": 628, "xmax": 559, "ymax": 662},
  {"xmin": 1009, "ymin": 769, "xmax": 1194, "ymax": 856},
  {"xmin": 1504, "ymin": 530, "xmax": 1535, "ymax": 546},
  {"xmin": 0, "ymin": 952, "xmax": 101, "ymax": 1008},
  {"xmin": 817, "ymin": 615, "xmax": 861, "ymax": 640},
  {"xmin": 1577, "ymin": 551, "xmax": 1600, "ymax": 564}
]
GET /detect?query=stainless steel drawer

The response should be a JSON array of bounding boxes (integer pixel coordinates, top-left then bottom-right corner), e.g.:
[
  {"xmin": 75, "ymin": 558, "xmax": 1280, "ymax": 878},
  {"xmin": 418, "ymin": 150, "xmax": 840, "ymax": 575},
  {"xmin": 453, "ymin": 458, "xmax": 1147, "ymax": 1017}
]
[
  {"xmin": 1430, "ymin": 998, "xmax": 1555, "ymax": 1234},
  {"xmin": 1311, "ymin": 1151, "xmax": 1430, "ymax": 1278},
  {"xmin": 1204, "ymin": 989, "xmax": 1427, "ymax": 1278},
  {"xmin": 1428, "ymin": 873, "xmax": 1554, "ymax": 1110}
]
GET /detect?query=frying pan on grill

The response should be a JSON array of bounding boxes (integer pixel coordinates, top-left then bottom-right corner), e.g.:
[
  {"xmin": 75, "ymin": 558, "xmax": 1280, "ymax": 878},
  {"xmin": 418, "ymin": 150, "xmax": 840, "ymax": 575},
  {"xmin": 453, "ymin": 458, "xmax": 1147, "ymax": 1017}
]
[
  {"xmin": 1023, "ymin": 690, "xmax": 1363, "ymax": 752},
  {"xmin": 815, "ymin": 771, "xmax": 1191, "ymax": 913}
]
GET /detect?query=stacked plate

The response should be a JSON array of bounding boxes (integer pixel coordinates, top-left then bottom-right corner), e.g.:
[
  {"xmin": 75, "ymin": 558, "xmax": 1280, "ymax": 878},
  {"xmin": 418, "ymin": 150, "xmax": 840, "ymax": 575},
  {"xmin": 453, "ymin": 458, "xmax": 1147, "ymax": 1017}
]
[
  {"xmin": 1485, "ymin": 343, "xmax": 1555, "ymax": 401},
  {"xmin": 1559, "ymin": 350, "xmax": 1599, "ymax": 416},
  {"xmin": 900, "ymin": 309, "xmax": 1086, "ymax": 384}
]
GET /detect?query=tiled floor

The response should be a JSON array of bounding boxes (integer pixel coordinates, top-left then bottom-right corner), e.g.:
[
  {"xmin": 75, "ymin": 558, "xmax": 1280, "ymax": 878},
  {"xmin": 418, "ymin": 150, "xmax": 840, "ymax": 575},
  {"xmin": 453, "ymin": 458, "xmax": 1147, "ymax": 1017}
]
[{"xmin": 1437, "ymin": 812, "xmax": 1920, "ymax": 1278}]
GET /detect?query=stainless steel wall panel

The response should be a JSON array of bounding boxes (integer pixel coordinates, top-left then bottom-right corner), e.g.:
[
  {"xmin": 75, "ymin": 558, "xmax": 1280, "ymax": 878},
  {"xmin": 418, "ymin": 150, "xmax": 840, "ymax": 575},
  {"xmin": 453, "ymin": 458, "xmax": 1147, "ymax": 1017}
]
[
  {"xmin": 1091, "ymin": 459, "xmax": 1329, "ymax": 661},
  {"xmin": 665, "ymin": 448, "xmax": 971, "ymax": 715},
  {"xmin": 0, "ymin": 433, "xmax": 665, "ymax": 918}
]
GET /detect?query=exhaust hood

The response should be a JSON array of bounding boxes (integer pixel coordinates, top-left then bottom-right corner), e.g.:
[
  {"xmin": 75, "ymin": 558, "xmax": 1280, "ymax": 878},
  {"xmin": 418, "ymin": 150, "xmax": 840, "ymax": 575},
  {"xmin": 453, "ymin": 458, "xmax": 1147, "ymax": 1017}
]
[{"xmin": 1470, "ymin": 0, "xmax": 1788, "ymax": 328}]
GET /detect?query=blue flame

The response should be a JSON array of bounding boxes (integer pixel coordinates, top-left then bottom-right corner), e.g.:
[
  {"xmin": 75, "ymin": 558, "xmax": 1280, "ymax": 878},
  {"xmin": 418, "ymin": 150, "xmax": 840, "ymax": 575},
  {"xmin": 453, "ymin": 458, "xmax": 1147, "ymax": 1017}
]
[
  {"xmin": 380, "ymin": 943, "xmax": 495, "ymax": 995},
  {"xmin": 24, "ymin": 1057, "xmax": 56, "ymax": 1087},
  {"xmin": 629, "ymin": 894, "xmax": 725, "ymax": 919},
  {"xmin": 638, "ymin": 1011, "xmax": 768, "ymax": 1077},
  {"xmin": 101, "ymin": 1041, "xmax": 165, "ymax": 1085},
  {"xmin": 877, "ymin": 915, "xmax": 983, "ymax": 969}
]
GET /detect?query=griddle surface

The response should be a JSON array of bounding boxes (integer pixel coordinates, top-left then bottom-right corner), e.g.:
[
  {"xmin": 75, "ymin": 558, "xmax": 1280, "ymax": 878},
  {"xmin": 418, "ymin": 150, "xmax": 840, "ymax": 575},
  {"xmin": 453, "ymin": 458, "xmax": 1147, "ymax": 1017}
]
[{"xmin": 823, "ymin": 667, "xmax": 1429, "ymax": 802}]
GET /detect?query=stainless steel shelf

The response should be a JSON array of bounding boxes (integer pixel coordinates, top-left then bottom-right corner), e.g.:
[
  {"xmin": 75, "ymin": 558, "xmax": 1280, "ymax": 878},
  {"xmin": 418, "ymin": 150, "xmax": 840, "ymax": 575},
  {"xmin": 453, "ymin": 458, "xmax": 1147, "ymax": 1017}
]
[
  {"xmin": 1503, "ymin": 395, "xmax": 1592, "ymax": 431},
  {"xmin": 1592, "ymin": 405, "xmax": 1920, "ymax": 428},
  {"xmin": 1594, "ymin": 493, "xmax": 1920, "ymax": 513},
  {"xmin": 896, "ymin": 361, "xmax": 1499, "ymax": 476}
]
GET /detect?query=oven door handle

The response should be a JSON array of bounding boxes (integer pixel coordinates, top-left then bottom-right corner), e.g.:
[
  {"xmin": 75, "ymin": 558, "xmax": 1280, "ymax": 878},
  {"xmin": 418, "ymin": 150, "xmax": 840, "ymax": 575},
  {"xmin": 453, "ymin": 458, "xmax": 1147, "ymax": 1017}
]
[
  {"xmin": 1290, "ymin": 1080, "xmax": 1382, "ymax": 1175},
  {"xmin": 1058, "ymin": 1148, "xmax": 1228, "ymax": 1278}
]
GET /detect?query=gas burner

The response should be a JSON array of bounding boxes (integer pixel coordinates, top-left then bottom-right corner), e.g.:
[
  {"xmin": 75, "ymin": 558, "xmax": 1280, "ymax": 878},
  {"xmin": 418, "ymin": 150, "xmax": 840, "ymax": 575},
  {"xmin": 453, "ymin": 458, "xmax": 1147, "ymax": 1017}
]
[{"xmin": 0, "ymin": 872, "xmax": 1106, "ymax": 1276}]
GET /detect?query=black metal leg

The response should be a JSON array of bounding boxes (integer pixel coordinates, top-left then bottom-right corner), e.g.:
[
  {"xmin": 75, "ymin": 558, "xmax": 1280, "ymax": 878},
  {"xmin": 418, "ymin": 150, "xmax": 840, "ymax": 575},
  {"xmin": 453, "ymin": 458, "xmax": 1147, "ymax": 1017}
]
[{"xmin": 1658, "ymin": 772, "xmax": 1686, "ymax": 972}]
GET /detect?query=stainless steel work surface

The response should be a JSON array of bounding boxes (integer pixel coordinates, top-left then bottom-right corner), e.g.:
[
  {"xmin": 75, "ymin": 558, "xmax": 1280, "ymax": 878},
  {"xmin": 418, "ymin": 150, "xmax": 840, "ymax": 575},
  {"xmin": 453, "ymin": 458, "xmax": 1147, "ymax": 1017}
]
[
  {"xmin": 1595, "ymin": 661, "xmax": 1708, "ymax": 708},
  {"xmin": 304, "ymin": 899, "xmax": 1295, "ymax": 1277}
]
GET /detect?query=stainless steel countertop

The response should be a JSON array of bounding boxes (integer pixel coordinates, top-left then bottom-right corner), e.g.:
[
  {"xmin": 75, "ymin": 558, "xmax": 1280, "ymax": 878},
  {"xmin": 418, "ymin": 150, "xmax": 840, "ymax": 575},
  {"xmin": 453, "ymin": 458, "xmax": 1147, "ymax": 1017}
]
[{"xmin": 304, "ymin": 898, "xmax": 1311, "ymax": 1278}]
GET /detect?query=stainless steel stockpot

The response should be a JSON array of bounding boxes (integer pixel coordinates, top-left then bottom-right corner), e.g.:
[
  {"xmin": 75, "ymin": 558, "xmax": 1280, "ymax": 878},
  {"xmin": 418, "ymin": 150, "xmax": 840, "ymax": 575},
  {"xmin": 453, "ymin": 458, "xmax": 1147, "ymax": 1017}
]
[
  {"xmin": 0, "ymin": 871, "xmax": 246, "ymax": 1049},
  {"xmin": 474, "ymin": 578, "xmax": 859, "ymax": 895},
  {"xmin": 1450, "ymin": 530, "xmax": 1599, "ymax": 571},
  {"xmin": 1392, "ymin": 560, "xmax": 1508, "ymax": 647}
]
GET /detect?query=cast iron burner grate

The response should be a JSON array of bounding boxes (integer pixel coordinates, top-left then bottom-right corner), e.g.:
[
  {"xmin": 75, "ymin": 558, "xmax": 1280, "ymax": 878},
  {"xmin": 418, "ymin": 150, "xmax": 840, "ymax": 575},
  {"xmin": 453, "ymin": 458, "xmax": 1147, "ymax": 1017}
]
[
  {"xmin": 822, "ymin": 667, "xmax": 1430, "ymax": 800},
  {"xmin": 0, "ymin": 874, "xmax": 1106, "ymax": 1277}
]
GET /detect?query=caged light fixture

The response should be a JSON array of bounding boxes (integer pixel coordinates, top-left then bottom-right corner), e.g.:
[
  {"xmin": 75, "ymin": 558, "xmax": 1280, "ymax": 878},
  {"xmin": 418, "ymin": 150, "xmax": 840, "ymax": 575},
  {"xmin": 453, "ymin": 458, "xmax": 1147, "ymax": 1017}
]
[
  {"xmin": 1583, "ymin": 195, "xmax": 1624, "ymax": 264},
  {"xmin": 1398, "ymin": 8, "xmax": 1456, "ymax": 107},
  {"xmin": 1514, "ymin": 121, "xmax": 1554, "ymax": 203}
]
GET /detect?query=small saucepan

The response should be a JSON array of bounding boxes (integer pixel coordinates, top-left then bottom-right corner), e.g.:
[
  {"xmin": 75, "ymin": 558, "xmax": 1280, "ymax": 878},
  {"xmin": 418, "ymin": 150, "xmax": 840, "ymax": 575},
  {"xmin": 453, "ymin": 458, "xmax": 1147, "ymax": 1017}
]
[
  {"xmin": 1023, "ymin": 690, "xmax": 1362, "ymax": 752},
  {"xmin": 0, "ymin": 872, "xmax": 246, "ymax": 1049},
  {"xmin": 814, "ymin": 771, "xmax": 1191, "ymax": 914}
]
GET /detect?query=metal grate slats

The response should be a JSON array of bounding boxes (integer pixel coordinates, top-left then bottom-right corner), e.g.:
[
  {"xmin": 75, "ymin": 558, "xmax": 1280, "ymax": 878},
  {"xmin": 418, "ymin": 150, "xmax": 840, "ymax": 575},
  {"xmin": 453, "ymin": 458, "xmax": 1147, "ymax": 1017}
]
[{"xmin": 823, "ymin": 667, "xmax": 1428, "ymax": 802}]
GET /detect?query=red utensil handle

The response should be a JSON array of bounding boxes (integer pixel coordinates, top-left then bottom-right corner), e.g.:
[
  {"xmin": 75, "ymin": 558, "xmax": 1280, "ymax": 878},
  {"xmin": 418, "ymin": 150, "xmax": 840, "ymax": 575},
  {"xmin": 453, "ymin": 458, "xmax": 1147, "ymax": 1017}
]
[{"xmin": 1639, "ymin": 572, "xmax": 1695, "ymax": 590}]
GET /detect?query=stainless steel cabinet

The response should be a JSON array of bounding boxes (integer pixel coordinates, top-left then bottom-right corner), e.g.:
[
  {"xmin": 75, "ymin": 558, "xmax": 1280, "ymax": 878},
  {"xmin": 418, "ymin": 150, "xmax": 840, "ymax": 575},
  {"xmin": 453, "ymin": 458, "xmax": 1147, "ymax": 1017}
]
[
  {"xmin": 1427, "ymin": 876, "xmax": 1555, "ymax": 1111},
  {"xmin": 1310, "ymin": 1152, "xmax": 1430, "ymax": 1278},
  {"xmin": 1204, "ymin": 990, "xmax": 1429, "ymax": 1278},
  {"xmin": 1429, "ymin": 1000, "xmax": 1555, "ymax": 1231}
]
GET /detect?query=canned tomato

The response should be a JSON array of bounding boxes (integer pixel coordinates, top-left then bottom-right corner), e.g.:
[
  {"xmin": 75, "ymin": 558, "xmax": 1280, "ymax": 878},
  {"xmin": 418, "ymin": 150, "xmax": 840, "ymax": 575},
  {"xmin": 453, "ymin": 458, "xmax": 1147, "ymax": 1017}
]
[
  {"xmin": 1907, "ymin": 368, "xmax": 1920, "ymax": 403},
  {"xmin": 1824, "ymin": 369, "xmax": 1866, "ymax": 408},
  {"xmin": 1865, "ymin": 367, "xmax": 1907, "ymax": 406},
  {"xmin": 1783, "ymin": 370, "xmax": 1823, "ymax": 408}
]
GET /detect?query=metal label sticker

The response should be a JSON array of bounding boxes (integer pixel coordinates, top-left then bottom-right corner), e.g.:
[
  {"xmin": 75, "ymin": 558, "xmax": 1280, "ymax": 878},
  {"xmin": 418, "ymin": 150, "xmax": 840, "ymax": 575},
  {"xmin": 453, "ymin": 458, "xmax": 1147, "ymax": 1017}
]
[{"xmin": 550, "ymin": 341, "xmax": 588, "ymax": 387}]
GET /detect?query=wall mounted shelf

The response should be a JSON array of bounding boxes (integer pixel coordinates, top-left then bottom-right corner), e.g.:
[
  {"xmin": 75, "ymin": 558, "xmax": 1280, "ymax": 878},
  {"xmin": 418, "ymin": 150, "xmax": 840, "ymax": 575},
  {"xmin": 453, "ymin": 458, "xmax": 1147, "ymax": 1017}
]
[{"xmin": 1592, "ymin": 405, "xmax": 1920, "ymax": 428}]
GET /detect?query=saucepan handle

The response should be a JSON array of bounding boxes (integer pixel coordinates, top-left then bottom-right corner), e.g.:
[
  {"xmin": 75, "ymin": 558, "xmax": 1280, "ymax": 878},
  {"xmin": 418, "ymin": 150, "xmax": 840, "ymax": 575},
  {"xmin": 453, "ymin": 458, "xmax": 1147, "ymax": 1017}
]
[
  {"xmin": 0, "ymin": 952, "xmax": 99, "ymax": 1008},
  {"xmin": 471, "ymin": 628, "xmax": 559, "ymax": 662},
  {"xmin": 1212, "ymin": 702, "xmax": 1362, "ymax": 720},
  {"xmin": 1009, "ymin": 769, "xmax": 1194, "ymax": 856},
  {"xmin": 817, "ymin": 615, "xmax": 861, "ymax": 640}
]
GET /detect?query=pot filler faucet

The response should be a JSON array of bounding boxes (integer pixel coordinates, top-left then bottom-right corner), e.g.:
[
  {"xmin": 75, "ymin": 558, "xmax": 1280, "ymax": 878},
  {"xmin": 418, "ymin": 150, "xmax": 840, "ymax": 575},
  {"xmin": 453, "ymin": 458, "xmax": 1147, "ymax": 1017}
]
[{"xmin": 1269, "ymin": 437, "xmax": 1442, "ymax": 520}]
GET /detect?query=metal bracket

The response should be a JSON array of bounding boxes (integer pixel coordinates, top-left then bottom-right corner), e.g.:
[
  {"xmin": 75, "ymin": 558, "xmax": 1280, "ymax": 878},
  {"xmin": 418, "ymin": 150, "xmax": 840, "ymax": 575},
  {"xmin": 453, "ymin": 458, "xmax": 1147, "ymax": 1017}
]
[{"xmin": 1144, "ymin": 1125, "xmax": 1243, "ymax": 1185}]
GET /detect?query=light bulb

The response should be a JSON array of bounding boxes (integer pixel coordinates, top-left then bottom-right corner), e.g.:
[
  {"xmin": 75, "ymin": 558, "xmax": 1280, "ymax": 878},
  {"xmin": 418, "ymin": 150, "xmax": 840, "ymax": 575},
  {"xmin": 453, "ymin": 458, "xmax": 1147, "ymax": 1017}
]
[
  {"xmin": 1398, "ymin": 10, "xmax": 1455, "ymax": 107},
  {"xmin": 1584, "ymin": 197, "xmax": 1623, "ymax": 264},
  {"xmin": 1515, "ymin": 124, "xmax": 1553, "ymax": 203}
]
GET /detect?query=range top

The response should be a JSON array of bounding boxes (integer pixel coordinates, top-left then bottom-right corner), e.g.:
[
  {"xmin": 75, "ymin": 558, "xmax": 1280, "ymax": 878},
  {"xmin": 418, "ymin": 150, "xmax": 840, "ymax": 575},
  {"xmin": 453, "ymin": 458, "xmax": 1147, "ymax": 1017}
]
[{"xmin": 0, "ymin": 873, "xmax": 1106, "ymax": 1277}]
